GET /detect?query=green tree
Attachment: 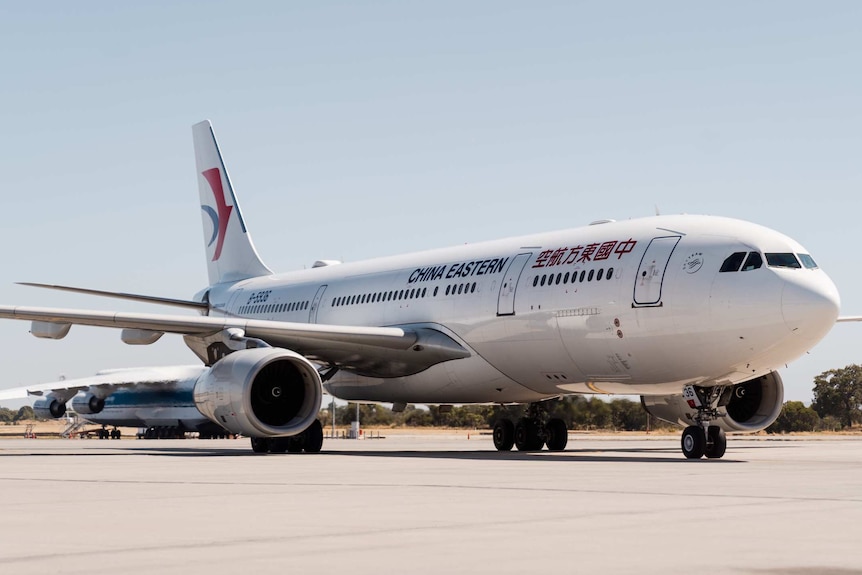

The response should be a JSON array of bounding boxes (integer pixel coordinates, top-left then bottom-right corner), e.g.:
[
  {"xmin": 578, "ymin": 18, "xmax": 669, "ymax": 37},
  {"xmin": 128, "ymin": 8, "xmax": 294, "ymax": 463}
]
[
  {"xmin": 767, "ymin": 401, "xmax": 821, "ymax": 433},
  {"xmin": 14, "ymin": 405, "xmax": 35, "ymax": 422},
  {"xmin": 811, "ymin": 365, "xmax": 862, "ymax": 428},
  {"xmin": 610, "ymin": 399, "xmax": 648, "ymax": 431},
  {"xmin": 0, "ymin": 407, "xmax": 15, "ymax": 423}
]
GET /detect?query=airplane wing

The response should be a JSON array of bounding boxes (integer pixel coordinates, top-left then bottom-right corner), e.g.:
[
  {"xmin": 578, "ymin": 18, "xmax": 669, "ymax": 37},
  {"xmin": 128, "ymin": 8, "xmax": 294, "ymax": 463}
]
[
  {"xmin": 0, "ymin": 366, "xmax": 205, "ymax": 402},
  {"xmin": 837, "ymin": 316, "xmax": 862, "ymax": 322},
  {"xmin": 0, "ymin": 305, "xmax": 470, "ymax": 378}
]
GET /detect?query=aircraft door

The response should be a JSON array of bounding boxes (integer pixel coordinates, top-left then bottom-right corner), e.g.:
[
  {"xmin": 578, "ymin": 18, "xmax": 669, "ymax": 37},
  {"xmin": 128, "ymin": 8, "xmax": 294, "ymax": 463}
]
[
  {"xmin": 497, "ymin": 253, "xmax": 532, "ymax": 316},
  {"xmin": 309, "ymin": 285, "xmax": 327, "ymax": 323},
  {"xmin": 225, "ymin": 289, "xmax": 243, "ymax": 316},
  {"xmin": 633, "ymin": 236, "xmax": 680, "ymax": 306}
]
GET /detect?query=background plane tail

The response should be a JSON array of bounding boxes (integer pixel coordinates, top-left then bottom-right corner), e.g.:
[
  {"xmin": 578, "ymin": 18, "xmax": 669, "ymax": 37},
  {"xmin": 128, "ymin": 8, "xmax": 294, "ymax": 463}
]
[{"xmin": 193, "ymin": 120, "xmax": 272, "ymax": 285}]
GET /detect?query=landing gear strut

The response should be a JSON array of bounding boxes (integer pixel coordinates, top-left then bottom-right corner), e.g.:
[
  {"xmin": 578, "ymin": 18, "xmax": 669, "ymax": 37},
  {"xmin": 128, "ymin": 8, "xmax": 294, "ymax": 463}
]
[
  {"xmin": 680, "ymin": 385, "xmax": 729, "ymax": 459},
  {"xmin": 493, "ymin": 402, "xmax": 568, "ymax": 452}
]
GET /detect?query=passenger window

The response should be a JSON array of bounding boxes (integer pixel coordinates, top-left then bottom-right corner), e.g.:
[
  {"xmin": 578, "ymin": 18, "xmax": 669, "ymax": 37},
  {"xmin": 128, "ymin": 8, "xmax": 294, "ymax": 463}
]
[
  {"xmin": 742, "ymin": 252, "xmax": 763, "ymax": 271},
  {"xmin": 540, "ymin": 275, "xmax": 546, "ymax": 287},
  {"xmin": 597, "ymin": 269, "xmax": 604, "ymax": 281},
  {"xmin": 798, "ymin": 254, "xmax": 818, "ymax": 269},
  {"xmin": 720, "ymin": 252, "xmax": 746, "ymax": 273},
  {"xmin": 588, "ymin": 270, "xmax": 594, "ymax": 281},
  {"xmin": 533, "ymin": 276, "xmax": 539, "ymax": 287},
  {"xmin": 607, "ymin": 268, "xmax": 613, "ymax": 280},
  {"xmin": 471, "ymin": 283, "xmax": 476, "ymax": 293},
  {"xmin": 445, "ymin": 286, "xmax": 451, "ymax": 296},
  {"xmin": 766, "ymin": 253, "xmax": 802, "ymax": 269},
  {"xmin": 433, "ymin": 286, "xmax": 438, "ymax": 297},
  {"xmin": 579, "ymin": 270, "xmax": 586, "ymax": 283},
  {"xmin": 563, "ymin": 272, "xmax": 570, "ymax": 284}
]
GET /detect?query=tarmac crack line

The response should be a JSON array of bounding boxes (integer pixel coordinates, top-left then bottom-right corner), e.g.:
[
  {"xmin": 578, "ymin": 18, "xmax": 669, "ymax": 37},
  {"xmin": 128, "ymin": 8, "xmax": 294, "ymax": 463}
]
[{"xmin": 0, "ymin": 476, "xmax": 861, "ymax": 505}]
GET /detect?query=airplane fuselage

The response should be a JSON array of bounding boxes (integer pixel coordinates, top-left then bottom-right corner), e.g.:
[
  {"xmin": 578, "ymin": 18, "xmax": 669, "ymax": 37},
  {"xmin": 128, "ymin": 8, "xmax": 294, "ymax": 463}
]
[{"xmin": 205, "ymin": 214, "xmax": 839, "ymax": 404}]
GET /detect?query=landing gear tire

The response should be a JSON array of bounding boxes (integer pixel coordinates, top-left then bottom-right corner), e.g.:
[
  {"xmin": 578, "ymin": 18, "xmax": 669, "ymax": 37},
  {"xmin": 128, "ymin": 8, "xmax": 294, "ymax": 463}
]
[
  {"xmin": 681, "ymin": 426, "xmax": 706, "ymax": 459},
  {"xmin": 286, "ymin": 437, "xmax": 304, "ymax": 453},
  {"xmin": 269, "ymin": 438, "xmax": 289, "ymax": 453},
  {"xmin": 515, "ymin": 418, "xmax": 543, "ymax": 451},
  {"xmin": 493, "ymin": 419, "xmax": 515, "ymax": 451},
  {"xmin": 705, "ymin": 426, "xmax": 727, "ymax": 459},
  {"xmin": 545, "ymin": 418, "xmax": 568, "ymax": 451},
  {"xmin": 250, "ymin": 437, "xmax": 271, "ymax": 453},
  {"xmin": 304, "ymin": 420, "xmax": 324, "ymax": 453}
]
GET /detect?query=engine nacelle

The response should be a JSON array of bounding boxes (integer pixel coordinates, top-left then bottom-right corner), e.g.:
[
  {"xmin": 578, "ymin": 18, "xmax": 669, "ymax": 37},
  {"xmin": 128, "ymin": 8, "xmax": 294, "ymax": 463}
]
[
  {"xmin": 33, "ymin": 396, "xmax": 67, "ymax": 419},
  {"xmin": 641, "ymin": 372, "xmax": 785, "ymax": 432},
  {"xmin": 71, "ymin": 393, "xmax": 106, "ymax": 415},
  {"xmin": 193, "ymin": 347, "xmax": 322, "ymax": 437}
]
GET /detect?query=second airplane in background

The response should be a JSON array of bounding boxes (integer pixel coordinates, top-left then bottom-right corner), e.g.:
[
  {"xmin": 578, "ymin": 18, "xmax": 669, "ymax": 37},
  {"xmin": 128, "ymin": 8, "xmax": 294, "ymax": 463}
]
[{"xmin": 0, "ymin": 120, "xmax": 854, "ymax": 458}]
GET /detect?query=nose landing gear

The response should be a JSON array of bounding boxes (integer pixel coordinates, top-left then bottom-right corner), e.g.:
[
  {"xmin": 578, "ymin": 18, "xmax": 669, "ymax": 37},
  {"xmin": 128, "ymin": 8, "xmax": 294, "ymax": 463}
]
[{"xmin": 681, "ymin": 385, "xmax": 729, "ymax": 459}]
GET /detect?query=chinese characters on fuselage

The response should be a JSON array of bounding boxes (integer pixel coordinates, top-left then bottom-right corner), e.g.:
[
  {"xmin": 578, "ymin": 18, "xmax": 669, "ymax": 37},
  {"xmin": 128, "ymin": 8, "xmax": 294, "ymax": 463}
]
[{"xmin": 532, "ymin": 238, "xmax": 637, "ymax": 269}]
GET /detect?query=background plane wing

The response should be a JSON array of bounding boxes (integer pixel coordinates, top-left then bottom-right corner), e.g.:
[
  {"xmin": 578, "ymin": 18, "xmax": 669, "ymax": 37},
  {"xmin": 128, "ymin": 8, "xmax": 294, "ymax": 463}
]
[
  {"xmin": 0, "ymin": 305, "xmax": 470, "ymax": 378},
  {"xmin": 0, "ymin": 366, "xmax": 206, "ymax": 402},
  {"xmin": 837, "ymin": 316, "xmax": 862, "ymax": 322}
]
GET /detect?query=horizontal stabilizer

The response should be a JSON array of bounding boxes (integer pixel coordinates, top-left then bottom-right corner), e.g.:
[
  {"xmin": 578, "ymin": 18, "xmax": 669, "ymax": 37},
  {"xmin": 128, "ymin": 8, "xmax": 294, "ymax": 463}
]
[{"xmin": 18, "ymin": 283, "xmax": 209, "ymax": 311}]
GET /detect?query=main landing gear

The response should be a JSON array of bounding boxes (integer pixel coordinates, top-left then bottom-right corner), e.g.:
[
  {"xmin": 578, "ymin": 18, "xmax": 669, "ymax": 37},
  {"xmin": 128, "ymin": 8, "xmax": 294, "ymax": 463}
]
[
  {"xmin": 493, "ymin": 402, "xmax": 568, "ymax": 452},
  {"xmin": 250, "ymin": 419, "xmax": 324, "ymax": 454},
  {"xmin": 680, "ymin": 385, "xmax": 728, "ymax": 460}
]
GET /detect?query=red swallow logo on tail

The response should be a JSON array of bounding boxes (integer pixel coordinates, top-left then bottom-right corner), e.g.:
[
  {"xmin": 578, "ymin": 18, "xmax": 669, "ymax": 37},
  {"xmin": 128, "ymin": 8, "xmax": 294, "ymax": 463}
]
[{"xmin": 201, "ymin": 168, "xmax": 233, "ymax": 261}]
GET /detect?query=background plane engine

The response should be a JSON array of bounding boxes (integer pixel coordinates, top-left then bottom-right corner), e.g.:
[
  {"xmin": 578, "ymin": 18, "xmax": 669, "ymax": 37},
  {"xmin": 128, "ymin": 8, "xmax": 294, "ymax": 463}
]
[
  {"xmin": 33, "ymin": 396, "xmax": 67, "ymax": 419},
  {"xmin": 641, "ymin": 372, "xmax": 784, "ymax": 432},
  {"xmin": 71, "ymin": 393, "xmax": 106, "ymax": 415},
  {"xmin": 193, "ymin": 347, "xmax": 323, "ymax": 438}
]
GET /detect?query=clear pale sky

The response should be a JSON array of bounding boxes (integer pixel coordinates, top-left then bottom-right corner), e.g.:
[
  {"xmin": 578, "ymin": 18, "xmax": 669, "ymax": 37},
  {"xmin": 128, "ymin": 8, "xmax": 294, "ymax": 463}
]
[{"xmin": 0, "ymin": 1, "xmax": 860, "ymax": 406}]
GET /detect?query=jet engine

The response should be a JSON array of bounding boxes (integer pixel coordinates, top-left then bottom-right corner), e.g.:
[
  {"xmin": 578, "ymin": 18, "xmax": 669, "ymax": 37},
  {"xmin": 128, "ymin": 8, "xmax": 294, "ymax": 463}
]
[
  {"xmin": 641, "ymin": 372, "xmax": 784, "ymax": 432},
  {"xmin": 193, "ymin": 347, "xmax": 322, "ymax": 437},
  {"xmin": 33, "ymin": 396, "xmax": 67, "ymax": 419},
  {"xmin": 71, "ymin": 393, "xmax": 106, "ymax": 415}
]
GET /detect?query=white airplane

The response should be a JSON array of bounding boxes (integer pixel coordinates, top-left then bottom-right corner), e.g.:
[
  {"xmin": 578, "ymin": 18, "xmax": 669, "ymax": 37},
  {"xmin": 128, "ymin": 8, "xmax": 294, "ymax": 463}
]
[{"xmin": 0, "ymin": 120, "xmax": 856, "ymax": 458}]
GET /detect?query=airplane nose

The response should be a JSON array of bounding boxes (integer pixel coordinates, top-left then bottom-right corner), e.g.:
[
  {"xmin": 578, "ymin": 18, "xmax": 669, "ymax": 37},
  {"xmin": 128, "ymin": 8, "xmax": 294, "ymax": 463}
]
[{"xmin": 781, "ymin": 274, "xmax": 840, "ymax": 336}]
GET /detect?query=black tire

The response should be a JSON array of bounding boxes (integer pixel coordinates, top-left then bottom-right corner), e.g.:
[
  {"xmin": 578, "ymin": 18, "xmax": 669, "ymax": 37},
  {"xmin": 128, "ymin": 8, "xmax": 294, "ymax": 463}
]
[
  {"xmin": 269, "ymin": 437, "xmax": 289, "ymax": 453},
  {"xmin": 492, "ymin": 419, "xmax": 515, "ymax": 451},
  {"xmin": 304, "ymin": 420, "xmax": 324, "ymax": 453},
  {"xmin": 705, "ymin": 426, "xmax": 727, "ymax": 459},
  {"xmin": 250, "ymin": 437, "xmax": 271, "ymax": 453},
  {"xmin": 681, "ymin": 426, "xmax": 706, "ymax": 459},
  {"xmin": 545, "ymin": 418, "xmax": 568, "ymax": 451},
  {"xmin": 286, "ymin": 437, "xmax": 304, "ymax": 453},
  {"xmin": 515, "ymin": 418, "xmax": 542, "ymax": 451}
]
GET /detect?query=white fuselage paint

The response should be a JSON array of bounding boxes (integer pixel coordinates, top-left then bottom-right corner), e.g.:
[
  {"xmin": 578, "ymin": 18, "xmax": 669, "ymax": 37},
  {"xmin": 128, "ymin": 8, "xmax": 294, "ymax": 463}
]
[{"xmin": 206, "ymin": 215, "xmax": 840, "ymax": 404}]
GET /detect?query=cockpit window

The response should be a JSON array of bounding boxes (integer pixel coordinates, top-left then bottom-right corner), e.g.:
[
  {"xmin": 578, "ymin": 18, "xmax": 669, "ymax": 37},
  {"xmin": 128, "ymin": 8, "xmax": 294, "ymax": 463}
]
[
  {"xmin": 720, "ymin": 252, "xmax": 746, "ymax": 272},
  {"xmin": 765, "ymin": 253, "xmax": 801, "ymax": 269},
  {"xmin": 798, "ymin": 254, "xmax": 818, "ymax": 269},
  {"xmin": 741, "ymin": 252, "xmax": 762, "ymax": 271}
]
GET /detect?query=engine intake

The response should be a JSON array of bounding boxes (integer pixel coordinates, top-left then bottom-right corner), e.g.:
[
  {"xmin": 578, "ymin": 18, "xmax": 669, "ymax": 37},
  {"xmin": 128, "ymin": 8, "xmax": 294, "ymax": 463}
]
[
  {"xmin": 641, "ymin": 372, "xmax": 784, "ymax": 432},
  {"xmin": 193, "ymin": 347, "xmax": 322, "ymax": 437}
]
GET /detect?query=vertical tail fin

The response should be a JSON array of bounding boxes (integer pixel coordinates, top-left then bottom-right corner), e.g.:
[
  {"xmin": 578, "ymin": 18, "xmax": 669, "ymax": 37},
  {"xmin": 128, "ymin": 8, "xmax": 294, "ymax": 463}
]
[{"xmin": 193, "ymin": 120, "xmax": 272, "ymax": 285}]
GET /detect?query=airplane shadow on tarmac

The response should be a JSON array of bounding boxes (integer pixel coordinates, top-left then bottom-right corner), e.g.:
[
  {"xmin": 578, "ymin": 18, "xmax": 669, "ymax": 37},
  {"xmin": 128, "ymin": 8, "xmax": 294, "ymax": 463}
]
[{"xmin": 1, "ymin": 443, "xmax": 751, "ymax": 463}]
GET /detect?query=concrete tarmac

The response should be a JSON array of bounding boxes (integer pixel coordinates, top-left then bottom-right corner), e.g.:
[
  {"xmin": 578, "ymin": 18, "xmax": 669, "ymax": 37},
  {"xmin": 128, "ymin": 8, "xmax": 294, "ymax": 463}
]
[{"xmin": 1, "ymin": 433, "xmax": 862, "ymax": 575}]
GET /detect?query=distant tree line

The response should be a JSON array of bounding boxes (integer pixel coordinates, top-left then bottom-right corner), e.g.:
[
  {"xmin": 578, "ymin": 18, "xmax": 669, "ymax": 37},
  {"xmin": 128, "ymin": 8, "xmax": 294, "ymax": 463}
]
[
  {"xmin": 6, "ymin": 365, "xmax": 861, "ymax": 433},
  {"xmin": 0, "ymin": 406, "xmax": 36, "ymax": 424},
  {"xmin": 767, "ymin": 364, "xmax": 862, "ymax": 433},
  {"xmin": 321, "ymin": 396, "xmax": 675, "ymax": 432}
]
